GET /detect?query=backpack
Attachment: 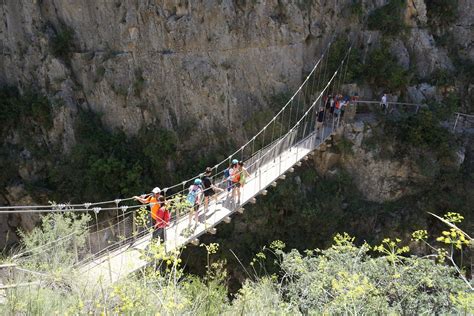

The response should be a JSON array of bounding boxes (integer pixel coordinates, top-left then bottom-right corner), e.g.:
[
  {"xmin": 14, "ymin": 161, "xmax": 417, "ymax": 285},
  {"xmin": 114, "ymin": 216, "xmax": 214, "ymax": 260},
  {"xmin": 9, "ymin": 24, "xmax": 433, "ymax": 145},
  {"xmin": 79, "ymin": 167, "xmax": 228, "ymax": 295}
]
[
  {"xmin": 187, "ymin": 185, "xmax": 200, "ymax": 205},
  {"xmin": 231, "ymin": 167, "xmax": 240, "ymax": 183},
  {"xmin": 224, "ymin": 168, "xmax": 230, "ymax": 179}
]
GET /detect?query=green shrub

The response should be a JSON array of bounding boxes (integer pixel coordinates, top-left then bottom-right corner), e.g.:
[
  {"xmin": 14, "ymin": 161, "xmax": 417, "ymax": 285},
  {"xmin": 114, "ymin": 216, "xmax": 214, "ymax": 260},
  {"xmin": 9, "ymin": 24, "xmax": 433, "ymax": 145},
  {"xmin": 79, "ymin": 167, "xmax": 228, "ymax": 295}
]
[
  {"xmin": 275, "ymin": 237, "xmax": 469, "ymax": 314},
  {"xmin": 46, "ymin": 110, "xmax": 183, "ymax": 202},
  {"xmin": 50, "ymin": 25, "xmax": 74, "ymax": 59},
  {"xmin": 349, "ymin": 1, "xmax": 364, "ymax": 20},
  {"xmin": 429, "ymin": 68, "xmax": 455, "ymax": 87},
  {"xmin": 384, "ymin": 108, "xmax": 455, "ymax": 157},
  {"xmin": 326, "ymin": 36, "xmax": 364, "ymax": 84},
  {"xmin": 334, "ymin": 136, "xmax": 354, "ymax": 155},
  {"xmin": 367, "ymin": 0, "xmax": 407, "ymax": 36},
  {"xmin": 363, "ymin": 45, "xmax": 410, "ymax": 91},
  {"xmin": 17, "ymin": 212, "xmax": 91, "ymax": 272},
  {"xmin": 0, "ymin": 86, "xmax": 53, "ymax": 135},
  {"xmin": 132, "ymin": 68, "xmax": 145, "ymax": 97},
  {"xmin": 426, "ymin": 0, "xmax": 459, "ymax": 29},
  {"xmin": 95, "ymin": 65, "xmax": 106, "ymax": 82}
]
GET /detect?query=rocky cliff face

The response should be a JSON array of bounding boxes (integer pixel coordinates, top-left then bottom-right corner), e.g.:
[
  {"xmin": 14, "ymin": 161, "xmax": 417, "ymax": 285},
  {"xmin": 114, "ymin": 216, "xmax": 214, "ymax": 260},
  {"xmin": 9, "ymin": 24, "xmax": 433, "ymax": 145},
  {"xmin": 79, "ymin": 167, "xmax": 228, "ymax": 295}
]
[
  {"xmin": 311, "ymin": 121, "xmax": 426, "ymax": 203},
  {"xmin": 1, "ymin": 1, "xmax": 471, "ymax": 140}
]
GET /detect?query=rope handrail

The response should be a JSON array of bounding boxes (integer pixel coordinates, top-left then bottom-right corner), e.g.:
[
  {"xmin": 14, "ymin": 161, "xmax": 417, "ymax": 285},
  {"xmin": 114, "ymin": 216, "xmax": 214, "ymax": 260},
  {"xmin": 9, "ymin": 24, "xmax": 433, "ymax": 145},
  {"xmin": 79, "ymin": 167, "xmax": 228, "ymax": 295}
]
[
  {"xmin": 353, "ymin": 100, "xmax": 426, "ymax": 107},
  {"xmin": 454, "ymin": 112, "xmax": 474, "ymax": 118}
]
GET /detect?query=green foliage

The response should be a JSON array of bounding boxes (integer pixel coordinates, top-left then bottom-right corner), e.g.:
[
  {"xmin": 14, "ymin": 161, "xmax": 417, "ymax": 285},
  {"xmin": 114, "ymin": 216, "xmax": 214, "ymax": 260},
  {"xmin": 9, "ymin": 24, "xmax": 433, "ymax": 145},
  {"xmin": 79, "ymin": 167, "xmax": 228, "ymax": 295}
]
[
  {"xmin": 94, "ymin": 65, "xmax": 106, "ymax": 82},
  {"xmin": 269, "ymin": 91, "xmax": 293, "ymax": 111},
  {"xmin": 47, "ymin": 110, "xmax": 177, "ymax": 202},
  {"xmin": 225, "ymin": 277, "xmax": 299, "ymax": 314},
  {"xmin": 0, "ymin": 87, "xmax": 54, "ymax": 192},
  {"xmin": 3, "ymin": 213, "xmax": 472, "ymax": 314},
  {"xmin": 326, "ymin": 36, "xmax": 364, "ymax": 84},
  {"xmin": 349, "ymin": 1, "xmax": 364, "ymax": 20},
  {"xmin": 132, "ymin": 68, "xmax": 145, "ymax": 97},
  {"xmin": 363, "ymin": 45, "xmax": 410, "ymax": 91},
  {"xmin": 17, "ymin": 212, "xmax": 91, "ymax": 272},
  {"xmin": 50, "ymin": 25, "xmax": 74, "ymax": 59},
  {"xmin": 383, "ymin": 108, "xmax": 456, "ymax": 160},
  {"xmin": 426, "ymin": 0, "xmax": 459, "ymax": 29},
  {"xmin": 334, "ymin": 136, "xmax": 354, "ymax": 155},
  {"xmin": 275, "ymin": 235, "xmax": 468, "ymax": 314},
  {"xmin": 3, "ymin": 232, "xmax": 229, "ymax": 315},
  {"xmin": 367, "ymin": 0, "xmax": 407, "ymax": 36},
  {"xmin": 429, "ymin": 68, "xmax": 455, "ymax": 87},
  {"xmin": 0, "ymin": 86, "xmax": 53, "ymax": 135}
]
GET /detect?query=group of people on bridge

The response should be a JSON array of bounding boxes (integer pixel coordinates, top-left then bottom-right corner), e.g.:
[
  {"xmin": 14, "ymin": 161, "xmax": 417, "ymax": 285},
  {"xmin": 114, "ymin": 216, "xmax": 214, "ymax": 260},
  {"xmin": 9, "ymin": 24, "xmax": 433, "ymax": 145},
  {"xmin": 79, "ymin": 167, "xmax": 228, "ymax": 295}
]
[
  {"xmin": 133, "ymin": 160, "xmax": 249, "ymax": 241},
  {"xmin": 132, "ymin": 91, "xmax": 365, "ymax": 241}
]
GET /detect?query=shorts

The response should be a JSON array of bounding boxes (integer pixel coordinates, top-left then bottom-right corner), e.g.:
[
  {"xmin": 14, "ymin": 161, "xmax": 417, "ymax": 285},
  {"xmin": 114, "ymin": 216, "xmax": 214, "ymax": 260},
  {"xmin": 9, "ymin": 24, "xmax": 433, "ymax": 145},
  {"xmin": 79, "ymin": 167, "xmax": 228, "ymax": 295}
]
[
  {"xmin": 204, "ymin": 188, "xmax": 215, "ymax": 197},
  {"xmin": 232, "ymin": 182, "xmax": 241, "ymax": 188},
  {"xmin": 316, "ymin": 121, "xmax": 323, "ymax": 129}
]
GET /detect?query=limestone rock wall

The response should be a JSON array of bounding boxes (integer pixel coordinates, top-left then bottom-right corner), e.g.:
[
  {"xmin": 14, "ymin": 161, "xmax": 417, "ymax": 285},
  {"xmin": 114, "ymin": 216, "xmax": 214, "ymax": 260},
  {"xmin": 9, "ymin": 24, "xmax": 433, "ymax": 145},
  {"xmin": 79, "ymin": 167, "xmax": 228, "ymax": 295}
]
[{"xmin": 1, "ymin": 0, "xmax": 472, "ymax": 146}]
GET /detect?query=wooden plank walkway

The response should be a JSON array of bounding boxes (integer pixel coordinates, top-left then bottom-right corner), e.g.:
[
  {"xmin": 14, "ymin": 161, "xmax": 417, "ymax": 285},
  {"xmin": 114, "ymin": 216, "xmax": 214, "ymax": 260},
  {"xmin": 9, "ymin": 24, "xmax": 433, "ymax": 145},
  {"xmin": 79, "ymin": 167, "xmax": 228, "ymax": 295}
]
[{"xmin": 79, "ymin": 126, "xmax": 336, "ymax": 285}]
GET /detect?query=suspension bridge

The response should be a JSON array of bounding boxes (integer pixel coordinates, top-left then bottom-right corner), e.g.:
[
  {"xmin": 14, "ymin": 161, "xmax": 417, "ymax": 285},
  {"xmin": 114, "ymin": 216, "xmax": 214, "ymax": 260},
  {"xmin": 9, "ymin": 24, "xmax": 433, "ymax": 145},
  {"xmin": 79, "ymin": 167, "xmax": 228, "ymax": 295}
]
[{"xmin": 1, "ymin": 42, "xmax": 473, "ymax": 289}]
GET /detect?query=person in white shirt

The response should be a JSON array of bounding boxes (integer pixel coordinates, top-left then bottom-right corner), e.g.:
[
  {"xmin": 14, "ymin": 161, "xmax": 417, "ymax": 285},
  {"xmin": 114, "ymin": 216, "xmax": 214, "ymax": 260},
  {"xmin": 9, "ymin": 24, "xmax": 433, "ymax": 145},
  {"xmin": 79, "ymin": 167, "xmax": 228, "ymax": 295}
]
[{"xmin": 380, "ymin": 93, "xmax": 388, "ymax": 113}]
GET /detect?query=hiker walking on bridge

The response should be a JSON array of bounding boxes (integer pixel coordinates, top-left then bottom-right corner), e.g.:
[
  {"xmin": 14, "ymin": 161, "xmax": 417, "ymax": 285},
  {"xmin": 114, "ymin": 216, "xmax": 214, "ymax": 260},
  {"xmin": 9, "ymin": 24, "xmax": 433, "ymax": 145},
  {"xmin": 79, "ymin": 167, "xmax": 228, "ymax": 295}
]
[
  {"xmin": 133, "ymin": 187, "xmax": 162, "ymax": 234},
  {"xmin": 202, "ymin": 167, "xmax": 224, "ymax": 214},
  {"xmin": 187, "ymin": 179, "xmax": 203, "ymax": 227},
  {"xmin": 153, "ymin": 196, "xmax": 170, "ymax": 242},
  {"xmin": 316, "ymin": 107, "xmax": 324, "ymax": 139},
  {"xmin": 237, "ymin": 161, "xmax": 250, "ymax": 204},
  {"xmin": 381, "ymin": 93, "xmax": 388, "ymax": 113},
  {"xmin": 230, "ymin": 159, "xmax": 241, "ymax": 204}
]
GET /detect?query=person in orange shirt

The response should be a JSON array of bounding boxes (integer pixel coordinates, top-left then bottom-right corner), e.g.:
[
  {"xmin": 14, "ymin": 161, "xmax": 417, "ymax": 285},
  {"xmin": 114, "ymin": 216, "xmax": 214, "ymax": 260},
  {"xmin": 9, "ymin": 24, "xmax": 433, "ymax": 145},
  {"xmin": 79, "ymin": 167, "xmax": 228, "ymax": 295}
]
[{"xmin": 134, "ymin": 187, "xmax": 161, "ymax": 233}]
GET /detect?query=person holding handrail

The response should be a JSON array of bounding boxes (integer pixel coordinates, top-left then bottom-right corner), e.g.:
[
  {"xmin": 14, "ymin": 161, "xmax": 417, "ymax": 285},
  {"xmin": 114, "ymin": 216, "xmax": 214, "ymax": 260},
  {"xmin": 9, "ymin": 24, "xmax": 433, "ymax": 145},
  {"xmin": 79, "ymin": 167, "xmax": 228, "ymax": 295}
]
[
  {"xmin": 202, "ymin": 167, "xmax": 224, "ymax": 215},
  {"xmin": 133, "ymin": 187, "xmax": 162, "ymax": 235}
]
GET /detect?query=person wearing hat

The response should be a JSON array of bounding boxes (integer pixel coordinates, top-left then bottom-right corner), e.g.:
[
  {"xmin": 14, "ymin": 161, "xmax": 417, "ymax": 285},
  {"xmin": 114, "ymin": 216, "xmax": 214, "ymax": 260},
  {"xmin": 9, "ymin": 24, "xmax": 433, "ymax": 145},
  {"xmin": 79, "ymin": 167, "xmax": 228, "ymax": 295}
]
[
  {"xmin": 202, "ymin": 167, "xmax": 224, "ymax": 214},
  {"xmin": 187, "ymin": 178, "xmax": 203, "ymax": 227},
  {"xmin": 134, "ymin": 187, "xmax": 161, "ymax": 234}
]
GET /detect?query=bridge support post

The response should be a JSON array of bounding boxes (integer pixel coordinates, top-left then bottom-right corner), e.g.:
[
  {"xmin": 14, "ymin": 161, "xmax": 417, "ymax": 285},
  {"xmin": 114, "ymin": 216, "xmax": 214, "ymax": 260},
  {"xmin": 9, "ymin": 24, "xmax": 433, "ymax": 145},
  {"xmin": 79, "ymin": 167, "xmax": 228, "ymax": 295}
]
[
  {"xmin": 107, "ymin": 251, "xmax": 113, "ymax": 283},
  {"xmin": 72, "ymin": 234, "xmax": 79, "ymax": 264},
  {"xmin": 132, "ymin": 210, "xmax": 137, "ymax": 237},
  {"xmin": 279, "ymin": 154, "xmax": 282, "ymax": 175},
  {"xmin": 453, "ymin": 113, "xmax": 460, "ymax": 132},
  {"xmin": 207, "ymin": 227, "xmax": 217, "ymax": 235}
]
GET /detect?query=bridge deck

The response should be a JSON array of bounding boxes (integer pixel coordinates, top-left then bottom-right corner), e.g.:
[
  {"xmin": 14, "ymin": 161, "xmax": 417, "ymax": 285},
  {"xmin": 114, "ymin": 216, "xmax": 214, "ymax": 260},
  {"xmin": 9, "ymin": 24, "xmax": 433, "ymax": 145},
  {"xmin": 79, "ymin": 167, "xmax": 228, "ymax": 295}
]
[{"xmin": 80, "ymin": 126, "xmax": 334, "ymax": 285}]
